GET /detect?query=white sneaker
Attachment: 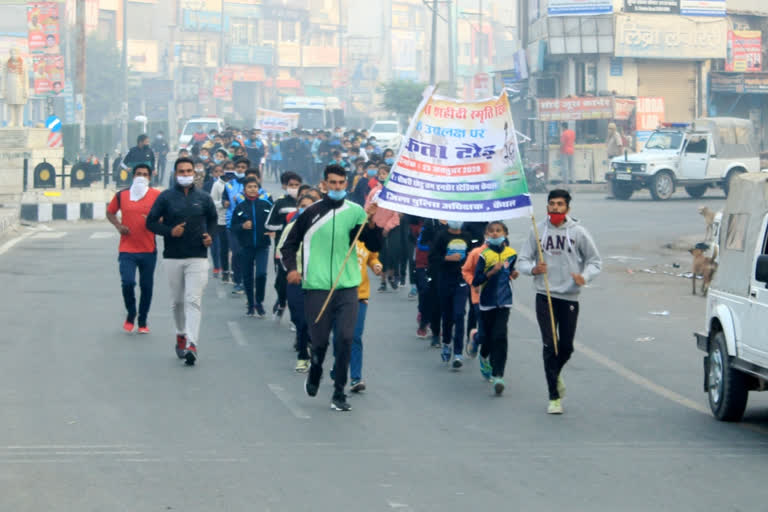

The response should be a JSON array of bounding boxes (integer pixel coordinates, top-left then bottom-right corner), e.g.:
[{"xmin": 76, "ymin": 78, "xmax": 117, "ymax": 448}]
[
  {"xmin": 557, "ymin": 375, "xmax": 566, "ymax": 399},
  {"xmin": 547, "ymin": 399, "xmax": 563, "ymax": 415}
]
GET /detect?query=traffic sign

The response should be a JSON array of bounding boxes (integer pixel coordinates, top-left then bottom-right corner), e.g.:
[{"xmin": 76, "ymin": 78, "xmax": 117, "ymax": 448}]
[{"xmin": 46, "ymin": 115, "xmax": 62, "ymax": 132}]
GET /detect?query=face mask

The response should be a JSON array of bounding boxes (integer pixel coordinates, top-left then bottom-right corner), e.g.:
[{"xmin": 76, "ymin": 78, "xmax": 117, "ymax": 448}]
[
  {"xmin": 177, "ymin": 175, "xmax": 194, "ymax": 187},
  {"xmin": 129, "ymin": 176, "xmax": 149, "ymax": 201},
  {"xmin": 286, "ymin": 187, "xmax": 299, "ymax": 199},
  {"xmin": 234, "ymin": 172, "xmax": 245, "ymax": 179},
  {"xmin": 213, "ymin": 158, "xmax": 223, "ymax": 165},
  {"xmin": 548, "ymin": 212, "xmax": 567, "ymax": 225},
  {"xmin": 385, "ymin": 157, "xmax": 395, "ymax": 165},
  {"xmin": 298, "ymin": 208, "xmax": 305, "ymax": 216},
  {"xmin": 486, "ymin": 237, "xmax": 506, "ymax": 246},
  {"xmin": 447, "ymin": 221, "xmax": 463, "ymax": 230},
  {"xmin": 156, "ymin": 134, "xmax": 163, "ymax": 139},
  {"xmin": 327, "ymin": 189, "xmax": 347, "ymax": 201},
  {"xmin": 367, "ymin": 169, "xmax": 377, "ymax": 177},
  {"xmin": 200, "ymin": 155, "xmax": 209, "ymax": 161}
]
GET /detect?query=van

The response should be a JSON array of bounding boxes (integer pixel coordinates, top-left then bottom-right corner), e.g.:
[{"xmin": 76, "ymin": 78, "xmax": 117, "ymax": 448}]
[{"xmin": 179, "ymin": 117, "xmax": 226, "ymax": 147}]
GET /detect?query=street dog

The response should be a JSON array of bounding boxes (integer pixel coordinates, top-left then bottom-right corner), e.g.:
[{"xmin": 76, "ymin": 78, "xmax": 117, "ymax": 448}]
[{"xmin": 690, "ymin": 242, "xmax": 716, "ymax": 296}]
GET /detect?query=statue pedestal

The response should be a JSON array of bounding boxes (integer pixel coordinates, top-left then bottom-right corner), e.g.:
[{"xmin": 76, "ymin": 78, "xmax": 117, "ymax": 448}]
[{"xmin": 0, "ymin": 127, "xmax": 63, "ymax": 201}]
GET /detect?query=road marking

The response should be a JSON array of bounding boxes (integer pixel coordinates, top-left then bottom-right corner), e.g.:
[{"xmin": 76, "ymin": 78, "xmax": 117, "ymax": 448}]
[
  {"xmin": 227, "ymin": 321, "xmax": 247, "ymax": 346},
  {"xmin": 90, "ymin": 232, "xmax": 116, "ymax": 239},
  {"xmin": 30, "ymin": 232, "xmax": 67, "ymax": 240},
  {"xmin": 268, "ymin": 383, "xmax": 311, "ymax": 419},
  {"xmin": 513, "ymin": 304, "xmax": 710, "ymax": 415},
  {"xmin": 0, "ymin": 227, "xmax": 39, "ymax": 256}
]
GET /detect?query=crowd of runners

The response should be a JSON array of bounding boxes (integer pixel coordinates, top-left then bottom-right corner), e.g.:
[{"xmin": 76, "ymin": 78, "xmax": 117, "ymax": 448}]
[{"xmin": 107, "ymin": 126, "xmax": 602, "ymax": 414}]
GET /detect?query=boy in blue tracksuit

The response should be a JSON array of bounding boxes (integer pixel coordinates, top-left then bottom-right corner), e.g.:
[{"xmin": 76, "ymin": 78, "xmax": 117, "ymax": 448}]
[
  {"xmin": 472, "ymin": 221, "xmax": 519, "ymax": 395},
  {"xmin": 230, "ymin": 177, "xmax": 274, "ymax": 317}
]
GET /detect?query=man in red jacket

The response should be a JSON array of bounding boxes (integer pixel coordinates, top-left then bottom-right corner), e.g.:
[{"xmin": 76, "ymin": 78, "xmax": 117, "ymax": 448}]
[{"xmin": 560, "ymin": 122, "xmax": 575, "ymax": 185}]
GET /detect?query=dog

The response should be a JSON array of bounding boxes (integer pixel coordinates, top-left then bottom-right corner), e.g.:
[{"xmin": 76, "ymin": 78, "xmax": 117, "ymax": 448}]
[
  {"xmin": 690, "ymin": 242, "xmax": 717, "ymax": 296},
  {"xmin": 698, "ymin": 206, "xmax": 716, "ymax": 240}
]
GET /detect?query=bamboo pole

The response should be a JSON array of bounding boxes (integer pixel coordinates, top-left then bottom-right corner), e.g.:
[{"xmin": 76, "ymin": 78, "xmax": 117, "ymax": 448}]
[{"xmin": 531, "ymin": 215, "xmax": 558, "ymax": 356}]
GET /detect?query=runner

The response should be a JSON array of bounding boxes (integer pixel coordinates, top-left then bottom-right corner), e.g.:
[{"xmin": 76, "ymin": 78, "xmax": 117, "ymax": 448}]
[
  {"xmin": 230, "ymin": 176, "xmax": 273, "ymax": 318},
  {"xmin": 210, "ymin": 168, "xmax": 232, "ymax": 282},
  {"xmin": 146, "ymin": 157, "xmax": 218, "ymax": 366},
  {"xmin": 429, "ymin": 221, "xmax": 472, "ymax": 369},
  {"xmin": 106, "ymin": 163, "xmax": 161, "ymax": 334},
  {"xmin": 518, "ymin": 190, "xmax": 602, "ymax": 414},
  {"xmin": 281, "ymin": 164, "xmax": 382, "ymax": 412},
  {"xmin": 462, "ymin": 237, "xmax": 488, "ymax": 364},
  {"xmin": 223, "ymin": 157, "xmax": 251, "ymax": 294},
  {"xmin": 471, "ymin": 221, "xmax": 519, "ymax": 395}
]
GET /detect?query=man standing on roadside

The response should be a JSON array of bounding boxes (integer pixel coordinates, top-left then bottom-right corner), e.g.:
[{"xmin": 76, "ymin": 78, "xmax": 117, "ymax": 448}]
[
  {"xmin": 559, "ymin": 122, "xmax": 575, "ymax": 185},
  {"xmin": 122, "ymin": 134, "xmax": 155, "ymax": 175},
  {"xmin": 106, "ymin": 163, "xmax": 161, "ymax": 334},
  {"xmin": 518, "ymin": 190, "xmax": 602, "ymax": 415},
  {"xmin": 281, "ymin": 165, "xmax": 382, "ymax": 412},
  {"xmin": 146, "ymin": 157, "xmax": 218, "ymax": 366}
]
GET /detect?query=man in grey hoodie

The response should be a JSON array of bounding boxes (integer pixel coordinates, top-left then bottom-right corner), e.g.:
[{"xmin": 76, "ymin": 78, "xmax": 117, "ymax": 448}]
[{"xmin": 518, "ymin": 189, "xmax": 602, "ymax": 415}]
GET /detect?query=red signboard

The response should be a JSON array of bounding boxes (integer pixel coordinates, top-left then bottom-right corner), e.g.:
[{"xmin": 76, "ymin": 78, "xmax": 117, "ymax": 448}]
[
  {"xmin": 726, "ymin": 30, "xmax": 761, "ymax": 73},
  {"xmin": 635, "ymin": 97, "xmax": 665, "ymax": 131},
  {"xmin": 32, "ymin": 54, "xmax": 64, "ymax": 95},
  {"xmin": 27, "ymin": 2, "xmax": 60, "ymax": 54}
]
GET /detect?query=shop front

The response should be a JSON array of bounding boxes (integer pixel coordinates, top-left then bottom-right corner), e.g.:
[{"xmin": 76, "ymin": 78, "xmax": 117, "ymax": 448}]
[{"xmin": 709, "ymin": 72, "xmax": 768, "ymax": 152}]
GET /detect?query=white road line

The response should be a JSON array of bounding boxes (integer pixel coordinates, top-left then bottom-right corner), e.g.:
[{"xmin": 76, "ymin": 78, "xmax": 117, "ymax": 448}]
[
  {"xmin": 227, "ymin": 320, "xmax": 247, "ymax": 346},
  {"xmin": 90, "ymin": 232, "xmax": 116, "ymax": 239},
  {"xmin": 30, "ymin": 232, "xmax": 67, "ymax": 240},
  {"xmin": 0, "ymin": 228, "xmax": 39, "ymax": 256},
  {"xmin": 268, "ymin": 383, "xmax": 311, "ymax": 419},
  {"xmin": 513, "ymin": 304, "xmax": 710, "ymax": 415}
]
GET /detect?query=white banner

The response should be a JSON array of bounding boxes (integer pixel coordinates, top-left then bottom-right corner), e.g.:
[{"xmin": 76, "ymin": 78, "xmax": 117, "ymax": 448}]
[{"xmin": 256, "ymin": 108, "xmax": 299, "ymax": 133}]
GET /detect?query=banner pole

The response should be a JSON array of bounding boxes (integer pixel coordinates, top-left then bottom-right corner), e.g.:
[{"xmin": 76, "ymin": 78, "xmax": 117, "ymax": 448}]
[{"xmin": 531, "ymin": 215, "xmax": 558, "ymax": 356}]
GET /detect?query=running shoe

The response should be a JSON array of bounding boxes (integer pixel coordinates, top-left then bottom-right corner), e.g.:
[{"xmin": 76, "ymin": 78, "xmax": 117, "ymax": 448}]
[
  {"xmin": 123, "ymin": 318, "xmax": 135, "ymax": 333},
  {"xmin": 378, "ymin": 282, "xmax": 387, "ymax": 293},
  {"xmin": 246, "ymin": 306, "xmax": 255, "ymax": 317},
  {"xmin": 137, "ymin": 326, "xmax": 150, "ymax": 334},
  {"xmin": 213, "ymin": 268, "xmax": 221, "ymax": 278},
  {"xmin": 388, "ymin": 276, "xmax": 399, "ymax": 291},
  {"xmin": 492, "ymin": 377, "xmax": 505, "ymax": 396},
  {"xmin": 479, "ymin": 356, "xmax": 492, "ymax": 381},
  {"xmin": 408, "ymin": 285, "xmax": 418, "ymax": 300},
  {"xmin": 547, "ymin": 399, "xmax": 563, "ymax": 415},
  {"xmin": 255, "ymin": 303, "xmax": 266, "ymax": 318},
  {"xmin": 430, "ymin": 336, "xmax": 441, "ymax": 348},
  {"xmin": 290, "ymin": 323, "xmax": 297, "ymax": 332},
  {"xmin": 416, "ymin": 327, "xmax": 428, "ymax": 339},
  {"xmin": 331, "ymin": 393, "xmax": 352, "ymax": 412},
  {"xmin": 273, "ymin": 302, "xmax": 285, "ymax": 322},
  {"xmin": 465, "ymin": 329, "xmax": 479, "ymax": 358},
  {"xmin": 350, "ymin": 379, "xmax": 366, "ymax": 393},
  {"xmin": 400, "ymin": 277, "xmax": 406, "ymax": 287},
  {"xmin": 305, "ymin": 365, "xmax": 321, "ymax": 397},
  {"xmin": 175, "ymin": 334, "xmax": 187, "ymax": 359},
  {"xmin": 231, "ymin": 284, "xmax": 244, "ymax": 295},
  {"xmin": 557, "ymin": 375, "xmax": 566, "ymax": 399},
  {"xmin": 441, "ymin": 344, "xmax": 451, "ymax": 362},
  {"xmin": 452, "ymin": 354, "xmax": 463, "ymax": 370},
  {"xmin": 295, "ymin": 359, "xmax": 310, "ymax": 373},
  {"xmin": 222, "ymin": 272, "xmax": 230, "ymax": 283},
  {"xmin": 184, "ymin": 343, "xmax": 197, "ymax": 366}
]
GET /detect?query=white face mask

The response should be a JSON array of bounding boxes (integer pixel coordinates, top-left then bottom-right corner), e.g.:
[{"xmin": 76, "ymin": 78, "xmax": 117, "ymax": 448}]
[
  {"xmin": 129, "ymin": 176, "xmax": 149, "ymax": 201},
  {"xmin": 286, "ymin": 187, "xmax": 299, "ymax": 199},
  {"xmin": 177, "ymin": 175, "xmax": 195, "ymax": 187}
]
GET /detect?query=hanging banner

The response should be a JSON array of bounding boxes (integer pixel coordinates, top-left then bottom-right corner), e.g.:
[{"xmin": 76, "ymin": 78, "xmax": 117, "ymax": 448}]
[
  {"xmin": 726, "ymin": 30, "xmax": 762, "ymax": 73},
  {"xmin": 680, "ymin": 0, "xmax": 726, "ymax": 16},
  {"xmin": 27, "ymin": 2, "xmax": 60, "ymax": 54},
  {"xmin": 377, "ymin": 89, "xmax": 532, "ymax": 222},
  {"xmin": 32, "ymin": 54, "xmax": 64, "ymax": 95},
  {"xmin": 256, "ymin": 108, "xmax": 299, "ymax": 133},
  {"xmin": 548, "ymin": 0, "xmax": 613, "ymax": 16}
]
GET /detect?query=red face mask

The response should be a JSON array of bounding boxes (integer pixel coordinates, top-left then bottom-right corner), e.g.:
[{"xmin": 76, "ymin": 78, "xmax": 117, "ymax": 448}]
[{"xmin": 548, "ymin": 212, "xmax": 566, "ymax": 225}]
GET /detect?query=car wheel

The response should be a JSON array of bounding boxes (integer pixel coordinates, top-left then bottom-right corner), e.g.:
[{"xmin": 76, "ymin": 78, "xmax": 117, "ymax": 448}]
[
  {"xmin": 723, "ymin": 168, "xmax": 746, "ymax": 197},
  {"xmin": 649, "ymin": 171, "xmax": 675, "ymax": 201},
  {"xmin": 611, "ymin": 181, "xmax": 633, "ymax": 200},
  {"xmin": 707, "ymin": 331, "xmax": 748, "ymax": 422},
  {"xmin": 684, "ymin": 185, "xmax": 708, "ymax": 199}
]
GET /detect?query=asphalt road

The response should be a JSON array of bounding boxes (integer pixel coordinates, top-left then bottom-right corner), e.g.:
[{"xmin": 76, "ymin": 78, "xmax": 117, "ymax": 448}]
[{"xmin": 2, "ymin": 188, "xmax": 768, "ymax": 511}]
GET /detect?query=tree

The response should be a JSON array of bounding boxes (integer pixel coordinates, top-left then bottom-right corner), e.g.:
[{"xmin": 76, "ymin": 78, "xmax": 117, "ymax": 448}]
[
  {"xmin": 85, "ymin": 35, "xmax": 138, "ymax": 123},
  {"xmin": 378, "ymin": 80, "xmax": 426, "ymax": 118}
]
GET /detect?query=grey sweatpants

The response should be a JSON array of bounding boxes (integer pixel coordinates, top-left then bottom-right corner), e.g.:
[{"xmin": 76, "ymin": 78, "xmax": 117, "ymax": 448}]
[{"xmin": 164, "ymin": 258, "xmax": 209, "ymax": 346}]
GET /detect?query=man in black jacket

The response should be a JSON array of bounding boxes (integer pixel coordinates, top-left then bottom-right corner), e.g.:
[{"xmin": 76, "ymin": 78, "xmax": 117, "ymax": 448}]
[
  {"xmin": 230, "ymin": 177, "xmax": 274, "ymax": 318},
  {"xmin": 122, "ymin": 134, "xmax": 155, "ymax": 176},
  {"xmin": 146, "ymin": 157, "xmax": 217, "ymax": 366}
]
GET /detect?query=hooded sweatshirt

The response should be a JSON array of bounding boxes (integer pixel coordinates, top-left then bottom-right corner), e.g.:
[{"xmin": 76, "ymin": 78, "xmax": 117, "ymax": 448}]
[{"xmin": 517, "ymin": 216, "xmax": 602, "ymax": 301}]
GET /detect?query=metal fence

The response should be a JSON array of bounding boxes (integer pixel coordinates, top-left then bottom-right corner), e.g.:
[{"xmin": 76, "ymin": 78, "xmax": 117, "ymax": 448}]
[{"xmin": 22, "ymin": 155, "xmax": 133, "ymax": 191}]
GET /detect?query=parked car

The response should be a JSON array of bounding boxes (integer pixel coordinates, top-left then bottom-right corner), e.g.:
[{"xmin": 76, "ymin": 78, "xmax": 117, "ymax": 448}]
[
  {"xmin": 694, "ymin": 173, "xmax": 768, "ymax": 421},
  {"xmin": 179, "ymin": 117, "xmax": 226, "ymax": 148},
  {"xmin": 369, "ymin": 120, "xmax": 403, "ymax": 151},
  {"xmin": 606, "ymin": 117, "xmax": 760, "ymax": 201}
]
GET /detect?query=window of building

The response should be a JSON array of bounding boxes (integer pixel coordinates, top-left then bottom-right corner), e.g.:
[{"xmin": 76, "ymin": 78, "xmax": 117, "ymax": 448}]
[
  {"xmin": 263, "ymin": 19, "xmax": 278, "ymax": 41},
  {"xmin": 282, "ymin": 21, "xmax": 297, "ymax": 42},
  {"xmin": 232, "ymin": 19, "xmax": 249, "ymax": 45}
]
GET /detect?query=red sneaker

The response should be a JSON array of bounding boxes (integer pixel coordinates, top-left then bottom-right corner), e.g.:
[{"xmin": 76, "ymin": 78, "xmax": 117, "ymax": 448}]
[
  {"xmin": 175, "ymin": 334, "xmax": 187, "ymax": 359},
  {"xmin": 123, "ymin": 320, "xmax": 135, "ymax": 333},
  {"xmin": 184, "ymin": 343, "xmax": 197, "ymax": 366},
  {"xmin": 137, "ymin": 326, "xmax": 150, "ymax": 334}
]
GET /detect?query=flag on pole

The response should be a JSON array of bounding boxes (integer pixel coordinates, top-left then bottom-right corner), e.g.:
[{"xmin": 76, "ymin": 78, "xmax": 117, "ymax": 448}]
[{"xmin": 377, "ymin": 87, "xmax": 532, "ymax": 221}]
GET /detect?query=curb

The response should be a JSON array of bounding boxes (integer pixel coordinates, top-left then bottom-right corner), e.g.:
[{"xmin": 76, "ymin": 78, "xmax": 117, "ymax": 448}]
[{"xmin": 20, "ymin": 202, "xmax": 108, "ymax": 222}]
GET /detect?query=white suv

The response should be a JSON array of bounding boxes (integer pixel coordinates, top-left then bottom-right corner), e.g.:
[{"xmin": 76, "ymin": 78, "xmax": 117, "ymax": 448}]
[{"xmin": 369, "ymin": 120, "xmax": 403, "ymax": 151}]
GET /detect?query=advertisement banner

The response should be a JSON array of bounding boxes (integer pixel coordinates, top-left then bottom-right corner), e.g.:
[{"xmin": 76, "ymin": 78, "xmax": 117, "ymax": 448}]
[
  {"xmin": 537, "ymin": 97, "xmax": 614, "ymax": 121},
  {"xmin": 377, "ymin": 89, "xmax": 532, "ymax": 222},
  {"xmin": 548, "ymin": 0, "xmax": 613, "ymax": 16},
  {"xmin": 615, "ymin": 14, "xmax": 726, "ymax": 59},
  {"xmin": 680, "ymin": 0, "xmax": 726, "ymax": 16},
  {"xmin": 27, "ymin": 2, "xmax": 60, "ymax": 54},
  {"xmin": 726, "ymin": 30, "xmax": 762, "ymax": 73},
  {"xmin": 32, "ymin": 54, "xmax": 65, "ymax": 95},
  {"xmin": 635, "ymin": 97, "xmax": 665, "ymax": 150},
  {"xmin": 625, "ymin": 0, "xmax": 679, "ymax": 14},
  {"xmin": 256, "ymin": 108, "xmax": 299, "ymax": 133}
]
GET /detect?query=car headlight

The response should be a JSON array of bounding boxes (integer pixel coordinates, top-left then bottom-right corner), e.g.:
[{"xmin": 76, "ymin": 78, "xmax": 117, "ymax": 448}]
[
  {"xmin": 640, "ymin": 164, "xmax": 647, "ymax": 172},
  {"xmin": 611, "ymin": 162, "xmax": 617, "ymax": 170}
]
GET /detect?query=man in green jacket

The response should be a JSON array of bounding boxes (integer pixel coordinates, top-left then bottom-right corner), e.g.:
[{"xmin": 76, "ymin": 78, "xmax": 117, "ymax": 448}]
[{"xmin": 282, "ymin": 165, "xmax": 382, "ymax": 412}]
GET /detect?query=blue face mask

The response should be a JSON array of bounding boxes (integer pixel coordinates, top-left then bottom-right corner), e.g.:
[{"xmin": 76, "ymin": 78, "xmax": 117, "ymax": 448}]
[
  {"xmin": 200, "ymin": 155, "xmax": 209, "ymax": 161},
  {"xmin": 213, "ymin": 158, "xmax": 223, "ymax": 165},
  {"xmin": 327, "ymin": 189, "xmax": 347, "ymax": 201},
  {"xmin": 298, "ymin": 208, "xmax": 305, "ymax": 216},
  {"xmin": 447, "ymin": 221, "xmax": 463, "ymax": 230},
  {"xmin": 385, "ymin": 157, "xmax": 395, "ymax": 165},
  {"xmin": 367, "ymin": 169, "xmax": 377, "ymax": 177},
  {"xmin": 234, "ymin": 172, "xmax": 245, "ymax": 179},
  {"xmin": 486, "ymin": 237, "xmax": 506, "ymax": 246}
]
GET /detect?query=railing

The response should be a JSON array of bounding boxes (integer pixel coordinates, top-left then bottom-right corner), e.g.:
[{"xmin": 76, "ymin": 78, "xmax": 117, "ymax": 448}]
[{"xmin": 22, "ymin": 155, "xmax": 132, "ymax": 192}]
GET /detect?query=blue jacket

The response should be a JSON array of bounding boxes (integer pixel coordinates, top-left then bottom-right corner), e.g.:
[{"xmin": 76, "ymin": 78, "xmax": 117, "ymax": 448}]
[
  {"xmin": 472, "ymin": 244, "xmax": 517, "ymax": 310},
  {"xmin": 230, "ymin": 196, "xmax": 273, "ymax": 249}
]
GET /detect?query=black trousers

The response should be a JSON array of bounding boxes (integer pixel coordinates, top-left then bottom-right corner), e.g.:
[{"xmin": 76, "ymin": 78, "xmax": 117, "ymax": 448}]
[
  {"xmin": 274, "ymin": 259, "xmax": 288, "ymax": 308},
  {"xmin": 305, "ymin": 287, "xmax": 359, "ymax": 395},
  {"xmin": 479, "ymin": 308, "xmax": 510, "ymax": 378},
  {"xmin": 535, "ymin": 294, "xmax": 579, "ymax": 400}
]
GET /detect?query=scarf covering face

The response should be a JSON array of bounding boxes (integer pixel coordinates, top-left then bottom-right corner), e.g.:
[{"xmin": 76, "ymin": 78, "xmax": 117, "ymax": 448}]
[{"xmin": 129, "ymin": 176, "xmax": 149, "ymax": 201}]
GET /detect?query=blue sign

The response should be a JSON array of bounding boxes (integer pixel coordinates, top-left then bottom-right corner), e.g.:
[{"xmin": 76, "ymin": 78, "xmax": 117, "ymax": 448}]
[
  {"xmin": 228, "ymin": 45, "xmax": 274, "ymax": 66},
  {"xmin": 610, "ymin": 58, "xmax": 623, "ymax": 77},
  {"xmin": 45, "ymin": 115, "xmax": 62, "ymax": 132},
  {"xmin": 182, "ymin": 10, "xmax": 230, "ymax": 32},
  {"xmin": 548, "ymin": 0, "xmax": 612, "ymax": 16}
]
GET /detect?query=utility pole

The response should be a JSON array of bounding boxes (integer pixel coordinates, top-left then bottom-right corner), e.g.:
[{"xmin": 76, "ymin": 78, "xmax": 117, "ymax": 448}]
[
  {"xmin": 75, "ymin": 0, "xmax": 86, "ymax": 156},
  {"xmin": 429, "ymin": 0, "xmax": 438, "ymax": 85},
  {"xmin": 120, "ymin": 0, "xmax": 128, "ymax": 153}
]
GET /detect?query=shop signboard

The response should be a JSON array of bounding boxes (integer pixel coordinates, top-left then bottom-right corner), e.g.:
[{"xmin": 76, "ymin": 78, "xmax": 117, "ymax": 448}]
[
  {"xmin": 537, "ymin": 97, "xmax": 614, "ymax": 121},
  {"xmin": 635, "ymin": 96, "xmax": 665, "ymax": 151},
  {"xmin": 624, "ymin": 0, "xmax": 679, "ymax": 14},
  {"xmin": 726, "ymin": 31, "xmax": 762, "ymax": 73},
  {"xmin": 615, "ymin": 13, "xmax": 726, "ymax": 59},
  {"xmin": 710, "ymin": 73, "xmax": 768, "ymax": 94},
  {"xmin": 680, "ymin": 0, "xmax": 725, "ymax": 16},
  {"xmin": 548, "ymin": 0, "xmax": 613, "ymax": 16}
]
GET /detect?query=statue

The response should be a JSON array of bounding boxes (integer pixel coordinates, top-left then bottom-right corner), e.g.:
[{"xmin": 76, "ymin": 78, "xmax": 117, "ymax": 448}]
[{"xmin": 3, "ymin": 48, "xmax": 28, "ymax": 127}]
